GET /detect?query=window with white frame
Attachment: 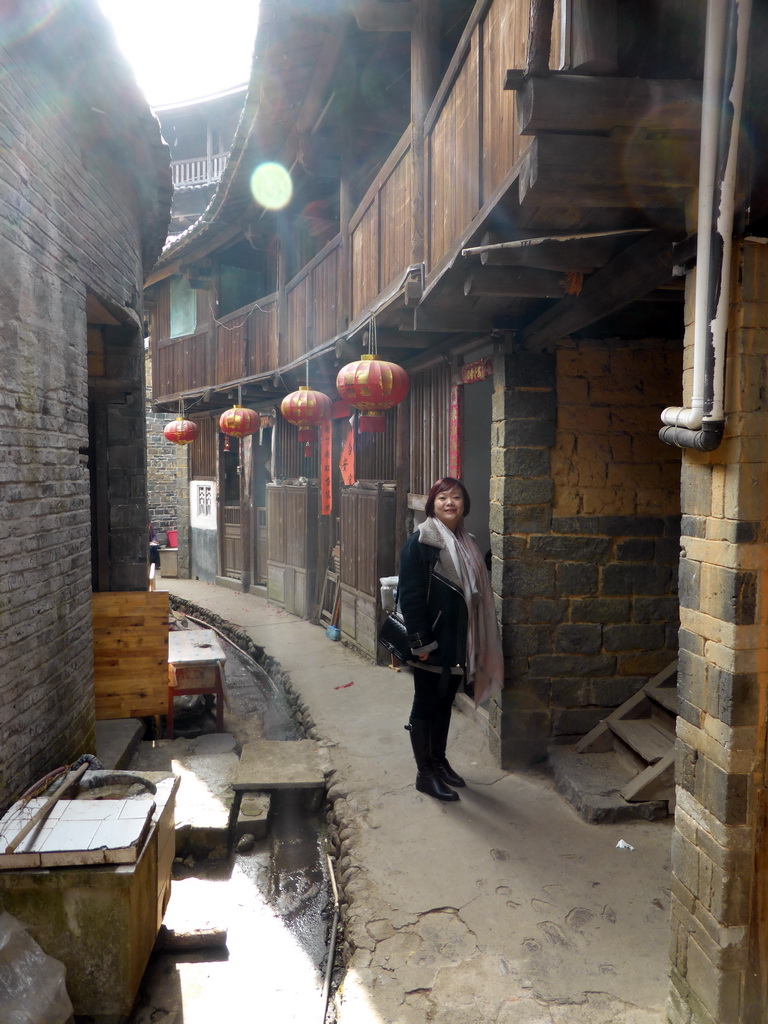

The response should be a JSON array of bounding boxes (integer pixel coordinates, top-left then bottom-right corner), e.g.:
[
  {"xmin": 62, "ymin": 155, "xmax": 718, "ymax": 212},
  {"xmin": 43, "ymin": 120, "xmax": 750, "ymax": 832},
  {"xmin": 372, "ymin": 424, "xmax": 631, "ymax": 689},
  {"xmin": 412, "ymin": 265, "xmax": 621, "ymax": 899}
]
[{"xmin": 191, "ymin": 480, "xmax": 216, "ymax": 529}]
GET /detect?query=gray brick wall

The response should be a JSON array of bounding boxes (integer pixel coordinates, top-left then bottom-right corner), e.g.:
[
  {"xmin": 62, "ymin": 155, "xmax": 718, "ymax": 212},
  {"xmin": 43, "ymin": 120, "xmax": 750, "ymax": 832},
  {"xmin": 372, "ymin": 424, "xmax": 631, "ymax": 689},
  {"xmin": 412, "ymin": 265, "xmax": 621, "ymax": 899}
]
[
  {"xmin": 0, "ymin": 17, "xmax": 165, "ymax": 810},
  {"xmin": 489, "ymin": 344, "xmax": 682, "ymax": 768},
  {"xmin": 145, "ymin": 353, "xmax": 190, "ymax": 577}
]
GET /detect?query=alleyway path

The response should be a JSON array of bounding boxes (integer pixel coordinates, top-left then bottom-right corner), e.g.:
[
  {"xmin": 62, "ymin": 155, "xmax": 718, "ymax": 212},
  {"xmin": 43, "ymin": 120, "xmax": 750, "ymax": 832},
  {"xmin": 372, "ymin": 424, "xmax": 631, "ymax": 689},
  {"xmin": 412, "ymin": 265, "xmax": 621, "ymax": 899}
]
[{"xmin": 159, "ymin": 577, "xmax": 673, "ymax": 1024}]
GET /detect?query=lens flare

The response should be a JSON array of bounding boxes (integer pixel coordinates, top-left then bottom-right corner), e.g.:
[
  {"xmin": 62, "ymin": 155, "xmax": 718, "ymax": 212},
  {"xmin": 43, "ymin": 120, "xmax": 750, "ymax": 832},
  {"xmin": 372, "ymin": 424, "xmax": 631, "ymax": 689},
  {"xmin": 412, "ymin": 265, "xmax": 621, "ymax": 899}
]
[{"xmin": 250, "ymin": 162, "xmax": 292, "ymax": 210}]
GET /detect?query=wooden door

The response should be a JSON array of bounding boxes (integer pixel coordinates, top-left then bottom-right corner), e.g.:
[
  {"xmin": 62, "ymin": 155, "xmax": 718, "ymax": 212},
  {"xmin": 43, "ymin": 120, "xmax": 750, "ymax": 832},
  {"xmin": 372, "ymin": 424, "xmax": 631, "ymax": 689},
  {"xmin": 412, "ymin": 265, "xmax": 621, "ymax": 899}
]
[
  {"xmin": 222, "ymin": 505, "xmax": 242, "ymax": 579},
  {"xmin": 256, "ymin": 506, "xmax": 267, "ymax": 585}
]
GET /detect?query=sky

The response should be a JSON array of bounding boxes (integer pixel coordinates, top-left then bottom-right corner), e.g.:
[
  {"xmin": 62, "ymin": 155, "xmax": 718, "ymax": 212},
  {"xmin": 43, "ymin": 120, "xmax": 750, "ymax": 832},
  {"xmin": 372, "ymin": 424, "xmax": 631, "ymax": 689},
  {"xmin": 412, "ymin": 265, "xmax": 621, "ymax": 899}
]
[{"xmin": 98, "ymin": 0, "xmax": 261, "ymax": 107}]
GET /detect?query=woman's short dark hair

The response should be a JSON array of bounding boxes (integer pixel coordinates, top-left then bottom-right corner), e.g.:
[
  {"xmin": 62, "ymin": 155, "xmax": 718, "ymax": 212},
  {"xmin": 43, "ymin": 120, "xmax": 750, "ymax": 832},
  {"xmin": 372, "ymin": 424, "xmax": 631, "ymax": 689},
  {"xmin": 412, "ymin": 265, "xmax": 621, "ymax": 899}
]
[{"xmin": 424, "ymin": 477, "xmax": 471, "ymax": 518}]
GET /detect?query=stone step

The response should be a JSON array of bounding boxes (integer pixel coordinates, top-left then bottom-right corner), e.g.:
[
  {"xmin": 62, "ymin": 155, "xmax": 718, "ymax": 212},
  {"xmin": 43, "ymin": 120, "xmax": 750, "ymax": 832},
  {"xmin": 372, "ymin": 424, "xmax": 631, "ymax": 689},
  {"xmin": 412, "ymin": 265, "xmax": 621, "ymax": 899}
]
[{"xmin": 549, "ymin": 745, "xmax": 670, "ymax": 824}]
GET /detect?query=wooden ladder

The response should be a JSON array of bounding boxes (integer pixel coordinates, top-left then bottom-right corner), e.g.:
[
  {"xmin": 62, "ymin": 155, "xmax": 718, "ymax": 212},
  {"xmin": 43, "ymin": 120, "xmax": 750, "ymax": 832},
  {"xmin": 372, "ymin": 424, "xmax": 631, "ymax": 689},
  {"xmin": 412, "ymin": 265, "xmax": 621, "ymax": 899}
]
[{"xmin": 575, "ymin": 661, "xmax": 678, "ymax": 805}]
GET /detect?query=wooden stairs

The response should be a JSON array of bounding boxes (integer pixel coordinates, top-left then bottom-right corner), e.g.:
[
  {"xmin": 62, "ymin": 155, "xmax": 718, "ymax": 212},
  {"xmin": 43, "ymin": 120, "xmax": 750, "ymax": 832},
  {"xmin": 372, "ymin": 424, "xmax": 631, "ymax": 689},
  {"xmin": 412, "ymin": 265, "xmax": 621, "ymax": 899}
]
[{"xmin": 574, "ymin": 661, "xmax": 678, "ymax": 809}]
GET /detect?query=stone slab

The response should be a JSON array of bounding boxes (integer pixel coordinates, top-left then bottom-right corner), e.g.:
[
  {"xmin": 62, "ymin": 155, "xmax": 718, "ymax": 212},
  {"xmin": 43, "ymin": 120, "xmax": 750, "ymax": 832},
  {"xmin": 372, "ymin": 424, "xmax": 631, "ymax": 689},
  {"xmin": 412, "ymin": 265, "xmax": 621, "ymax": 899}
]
[
  {"xmin": 549, "ymin": 745, "xmax": 670, "ymax": 823},
  {"xmin": 232, "ymin": 739, "xmax": 325, "ymax": 791}
]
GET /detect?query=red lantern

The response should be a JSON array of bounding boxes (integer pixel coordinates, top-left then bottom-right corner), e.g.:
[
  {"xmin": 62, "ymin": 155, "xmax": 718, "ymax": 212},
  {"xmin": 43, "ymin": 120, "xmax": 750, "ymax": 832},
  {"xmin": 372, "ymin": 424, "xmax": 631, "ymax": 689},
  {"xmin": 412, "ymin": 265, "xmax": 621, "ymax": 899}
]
[
  {"xmin": 219, "ymin": 405, "xmax": 259, "ymax": 438},
  {"xmin": 164, "ymin": 417, "xmax": 199, "ymax": 445},
  {"xmin": 280, "ymin": 386, "xmax": 332, "ymax": 457},
  {"xmin": 336, "ymin": 354, "xmax": 409, "ymax": 433}
]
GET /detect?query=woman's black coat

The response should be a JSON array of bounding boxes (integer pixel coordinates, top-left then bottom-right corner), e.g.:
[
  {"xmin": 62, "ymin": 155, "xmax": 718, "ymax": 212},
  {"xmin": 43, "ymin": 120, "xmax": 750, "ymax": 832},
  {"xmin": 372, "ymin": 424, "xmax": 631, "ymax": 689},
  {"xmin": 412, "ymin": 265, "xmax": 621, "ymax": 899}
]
[{"xmin": 397, "ymin": 518, "xmax": 468, "ymax": 669}]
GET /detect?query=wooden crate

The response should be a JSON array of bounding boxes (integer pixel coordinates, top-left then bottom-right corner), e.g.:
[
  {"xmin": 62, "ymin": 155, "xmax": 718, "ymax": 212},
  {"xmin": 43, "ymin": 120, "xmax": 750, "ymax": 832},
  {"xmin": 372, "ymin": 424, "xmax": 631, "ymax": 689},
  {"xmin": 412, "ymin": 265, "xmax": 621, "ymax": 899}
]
[{"xmin": 92, "ymin": 591, "xmax": 169, "ymax": 719}]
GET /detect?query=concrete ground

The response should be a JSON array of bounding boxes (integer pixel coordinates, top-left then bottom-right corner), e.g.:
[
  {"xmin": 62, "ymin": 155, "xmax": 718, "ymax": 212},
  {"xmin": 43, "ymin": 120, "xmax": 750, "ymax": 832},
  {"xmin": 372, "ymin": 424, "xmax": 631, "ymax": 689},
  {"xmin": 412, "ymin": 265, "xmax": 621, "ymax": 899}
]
[{"xmin": 157, "ymin": 576, "xmax": 674, "ymax": 1024}]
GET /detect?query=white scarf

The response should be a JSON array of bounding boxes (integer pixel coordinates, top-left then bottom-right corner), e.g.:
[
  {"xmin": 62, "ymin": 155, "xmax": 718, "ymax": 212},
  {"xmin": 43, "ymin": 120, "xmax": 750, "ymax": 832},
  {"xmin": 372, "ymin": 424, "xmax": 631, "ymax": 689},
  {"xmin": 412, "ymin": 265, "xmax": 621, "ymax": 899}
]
[{"xmin": 432, "ymin": 518, "xmax": 504, "ymax": 706}]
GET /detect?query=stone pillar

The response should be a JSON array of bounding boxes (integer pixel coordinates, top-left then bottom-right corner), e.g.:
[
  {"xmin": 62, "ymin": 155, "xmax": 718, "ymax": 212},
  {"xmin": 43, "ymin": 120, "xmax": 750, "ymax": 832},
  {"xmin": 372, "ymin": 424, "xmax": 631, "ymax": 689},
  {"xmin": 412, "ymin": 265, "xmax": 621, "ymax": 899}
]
[
  {"xmin": 667, "ymin": 239, "xmax": 768, "ymax": 1024},
  {"xmin": 489, "ymin": 347, "xmax": 556, "ymax": 767}
]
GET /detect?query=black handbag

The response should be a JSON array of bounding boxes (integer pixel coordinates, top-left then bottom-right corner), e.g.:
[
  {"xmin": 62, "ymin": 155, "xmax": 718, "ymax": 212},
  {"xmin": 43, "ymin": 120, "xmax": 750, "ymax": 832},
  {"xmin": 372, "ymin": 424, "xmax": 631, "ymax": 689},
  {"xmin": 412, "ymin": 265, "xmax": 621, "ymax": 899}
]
[{"xmin": 378, "ymin": 612, "xmax": 411, "ymax": 663}]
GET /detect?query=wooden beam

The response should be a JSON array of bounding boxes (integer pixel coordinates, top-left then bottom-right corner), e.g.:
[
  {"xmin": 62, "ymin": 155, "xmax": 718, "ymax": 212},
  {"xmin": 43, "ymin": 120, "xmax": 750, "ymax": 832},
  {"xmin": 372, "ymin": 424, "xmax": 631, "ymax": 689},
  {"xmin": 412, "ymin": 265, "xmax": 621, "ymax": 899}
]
[
  {"xmin": 352, "ymin": 2, "xmax": 413, "ymax": 31},
  {"xmin": 464, "ymin": 265, "xmax": 566, "ymax": 298},
  {"xmin": 294, "ymin": 30, "xmax": 345, "ymax": 135},
  {"xmin": 522, "ymin": 228, "xmax": 683, "ymax": 348},
  {"xmin": 570, "ymin": 0, "xmax": 617, "ymax": 73},
  {"xmin": 516, "ymin": 75, "xmax": 702, "ymax": 136},
  {"xmin": 411, "ymin": 0, "xmax": 440, "ymax": 267},
  {"xmin": 412, "ymin": 307, "xmax": 494, "ymax": 333},
  {"xmin": 519, "ymin": 134, "xmax": 699, "ymax": 209}
]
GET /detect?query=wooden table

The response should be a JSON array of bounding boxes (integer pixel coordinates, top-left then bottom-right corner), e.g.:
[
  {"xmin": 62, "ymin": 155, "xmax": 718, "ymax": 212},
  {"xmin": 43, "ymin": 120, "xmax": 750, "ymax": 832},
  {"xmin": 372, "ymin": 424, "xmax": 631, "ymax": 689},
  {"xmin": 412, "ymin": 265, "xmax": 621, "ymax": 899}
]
[{"xmin": 167, "ymin": 629, "xmax": 227, "ymax": 739}]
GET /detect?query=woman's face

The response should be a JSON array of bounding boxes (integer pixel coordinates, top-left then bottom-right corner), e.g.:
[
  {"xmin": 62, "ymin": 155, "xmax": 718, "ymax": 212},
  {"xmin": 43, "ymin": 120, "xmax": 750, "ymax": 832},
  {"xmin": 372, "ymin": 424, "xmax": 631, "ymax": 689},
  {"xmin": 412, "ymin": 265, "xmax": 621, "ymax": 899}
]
[{"xmin": 433, "ymin": 486, "xmax": 465, "ymax": 532}]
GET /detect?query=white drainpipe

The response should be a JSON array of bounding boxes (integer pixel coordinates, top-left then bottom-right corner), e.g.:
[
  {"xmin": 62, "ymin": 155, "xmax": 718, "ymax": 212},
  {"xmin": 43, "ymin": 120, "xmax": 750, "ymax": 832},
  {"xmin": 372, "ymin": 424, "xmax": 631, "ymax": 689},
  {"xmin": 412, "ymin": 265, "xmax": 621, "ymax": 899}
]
[{"xmin": 660, "ymin": 0, "xmax": 752, "ymax": 450}]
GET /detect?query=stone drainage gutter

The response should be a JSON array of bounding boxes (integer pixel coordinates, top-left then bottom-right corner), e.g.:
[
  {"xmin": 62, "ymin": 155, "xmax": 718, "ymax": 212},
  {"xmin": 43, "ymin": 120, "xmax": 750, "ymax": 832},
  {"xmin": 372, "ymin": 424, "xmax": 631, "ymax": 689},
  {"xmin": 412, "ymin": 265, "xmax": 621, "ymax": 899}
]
[{"xmin": 169, "ymin": 595, "xmax": 354, "ymax": 997}]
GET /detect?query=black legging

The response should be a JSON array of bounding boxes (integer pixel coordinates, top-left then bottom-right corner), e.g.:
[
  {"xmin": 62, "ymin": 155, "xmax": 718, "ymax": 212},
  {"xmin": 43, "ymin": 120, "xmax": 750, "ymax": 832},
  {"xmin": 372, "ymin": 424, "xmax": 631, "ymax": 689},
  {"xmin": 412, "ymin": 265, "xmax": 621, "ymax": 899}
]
[{"xmin": 410, "ymin": 666, "xmax": 462, "ymax": 721}]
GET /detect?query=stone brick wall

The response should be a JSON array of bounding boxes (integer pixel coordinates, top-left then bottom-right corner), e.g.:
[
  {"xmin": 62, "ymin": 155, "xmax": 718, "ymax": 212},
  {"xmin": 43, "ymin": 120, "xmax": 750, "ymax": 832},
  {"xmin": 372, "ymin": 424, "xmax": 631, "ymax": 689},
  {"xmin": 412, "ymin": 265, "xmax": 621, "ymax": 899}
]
[
  {"xmin": 490, "ymin": 340, "xmax": 683, "ymax": 767},
  {"xmin": 667, "ymin": 240, "xmax": 768, "ymax": 1024},
  {"xmin": 0, "ymin": 21, "xmax": 163, "ymax": 810},
  {"xmin": 145, "ymin": 353, "xmax": 190, "ymax": 577}
]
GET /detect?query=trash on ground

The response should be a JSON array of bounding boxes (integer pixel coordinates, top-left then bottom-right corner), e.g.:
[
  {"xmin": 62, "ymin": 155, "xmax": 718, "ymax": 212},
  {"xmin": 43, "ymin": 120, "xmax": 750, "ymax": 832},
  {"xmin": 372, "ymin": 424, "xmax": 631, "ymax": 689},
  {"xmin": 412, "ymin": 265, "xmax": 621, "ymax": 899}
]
[{"xmin": 616, "ymin": 839, "xmax": 635, "ymax": 851}]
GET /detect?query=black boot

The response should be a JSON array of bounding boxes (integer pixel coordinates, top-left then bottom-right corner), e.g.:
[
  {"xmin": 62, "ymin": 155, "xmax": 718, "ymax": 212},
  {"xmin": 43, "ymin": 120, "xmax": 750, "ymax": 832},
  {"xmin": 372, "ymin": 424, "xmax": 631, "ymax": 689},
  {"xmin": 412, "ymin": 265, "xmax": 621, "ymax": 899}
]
[
  {"xmin": 432, "ymin": 708, "xmax": 466, "ymax": 788},
  {"xmin": 406, "ymin": 719, "xmax": 459, "ymax": 802}
]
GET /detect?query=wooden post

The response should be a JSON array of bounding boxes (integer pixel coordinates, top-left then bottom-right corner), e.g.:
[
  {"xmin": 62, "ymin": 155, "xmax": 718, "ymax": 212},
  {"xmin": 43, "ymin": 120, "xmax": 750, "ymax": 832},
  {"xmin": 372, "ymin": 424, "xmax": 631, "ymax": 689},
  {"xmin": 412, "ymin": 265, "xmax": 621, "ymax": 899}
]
[
  {"xmin": 339, "ymin": 132, "xmax": 353, "ymax": 335},
  {"xmin": 526, "ymin": 0, "xmax": 555, "ymax": 75},
  {"xmin": 410, "ymin": 0, "xmax": 440, "ymax": 268},
  {"xmin": 240, "ymin": 433, "xmax": 253, "ymax": 592},
  {"xmin": 276, "ymin": 215, "xmax": 288, "ymax": 366},
  {"xmin": 394, "ymin": 393, "xmax": 410, "ymax": 563}
]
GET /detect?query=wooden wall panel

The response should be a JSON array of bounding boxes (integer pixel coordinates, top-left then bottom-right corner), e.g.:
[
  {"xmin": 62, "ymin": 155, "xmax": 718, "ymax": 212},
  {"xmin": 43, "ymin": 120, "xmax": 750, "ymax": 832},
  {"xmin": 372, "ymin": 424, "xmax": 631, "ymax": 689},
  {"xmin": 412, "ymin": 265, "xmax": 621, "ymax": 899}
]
[
  {"xmin": 310, "ymin": 243, "xmax": 340, "ymax": 345},
  {"xmin": 247, "ymin": 296, "xmax": 278, "ymax": 376},
  {"xmin": 267, "ymin": 485, "xmax": 285, "ymax": 562},
  {"xmin": 428, "ymin": 41, "xmax": 480, "ymax": 270},
  {"xmin": 351, "ymin": 202, "xmax": 380, "ymax": 321},
  {"xmin": 285, "ymin": 487, "xmax": 308, "ymax": 568},
  {"xmin": 408, "ymin": 363, "xmax": 451, "ymax": 494},
  {"xmin": 190, "ymin": 415, "xmax": 217, "ymax": 479},
  {"xmin": 92, "ymin": 591, "xmax": 169, "ymax": 720},
  {"xmin": 155, "ymin": 329, "xmax": 211, "ymax": 398},
  {"xmin": 379, "ymin": 149, "xmax": 412, "ymax": 292},
  {"xmin": 355, "ymin": 408, "xmax": 397, "ymax": 481},
  {"xmin": 482, "ymin": 0, "xmax": 529, "ymax": 198},
  {"xmin": 216, "ymin": 312, "xmax": 247, "ymax": 385},
  {"xmin": 285, "ymin": 276, "xmax": 309, "ymax": 364}
]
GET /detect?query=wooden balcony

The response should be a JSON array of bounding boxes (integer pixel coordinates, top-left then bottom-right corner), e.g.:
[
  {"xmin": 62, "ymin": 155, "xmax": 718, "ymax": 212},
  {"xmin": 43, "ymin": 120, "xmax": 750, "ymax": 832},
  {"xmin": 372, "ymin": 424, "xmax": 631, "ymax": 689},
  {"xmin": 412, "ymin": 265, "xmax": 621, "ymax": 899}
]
[{"xmin": 152, "ymin": 0, "xmax": 696, "ymax": 404}]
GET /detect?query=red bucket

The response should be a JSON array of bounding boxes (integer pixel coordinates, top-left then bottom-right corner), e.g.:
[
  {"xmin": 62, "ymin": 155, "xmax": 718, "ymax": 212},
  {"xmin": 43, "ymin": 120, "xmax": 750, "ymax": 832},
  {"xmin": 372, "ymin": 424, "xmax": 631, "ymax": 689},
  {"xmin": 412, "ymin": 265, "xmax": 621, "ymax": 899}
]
[{"xmin": 166, "ymin": 529, "xmax": 178, "ymax": 548}]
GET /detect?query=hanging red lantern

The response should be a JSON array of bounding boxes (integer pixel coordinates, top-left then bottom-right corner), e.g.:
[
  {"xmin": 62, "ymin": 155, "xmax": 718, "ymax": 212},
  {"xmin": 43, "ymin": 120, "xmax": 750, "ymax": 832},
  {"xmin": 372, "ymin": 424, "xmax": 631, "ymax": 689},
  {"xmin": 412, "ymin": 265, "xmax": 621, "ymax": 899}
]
[
  {"xmin": 164, "ymin": 417, "xmax": 199, "ymax": 445},
  {"xmin": 219, "ymin": 405, "xmax": 259, "ymax": 438},
  {"xmin": 336, "ymin": 354, "xmax": 409, "ymax": 433},
  {"xmin": 280, "ymin": 386, "xmax": 332, "ymax": 457}
]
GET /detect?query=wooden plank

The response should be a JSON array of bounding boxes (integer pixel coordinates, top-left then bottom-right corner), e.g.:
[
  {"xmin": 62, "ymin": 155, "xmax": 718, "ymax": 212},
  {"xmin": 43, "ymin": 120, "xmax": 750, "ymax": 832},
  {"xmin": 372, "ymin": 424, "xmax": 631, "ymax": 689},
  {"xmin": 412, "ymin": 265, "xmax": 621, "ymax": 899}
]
[
  {"xmin": 517, "ymin": 75, "xmax": 702, "ymax": 136},
  {"xmin": 620, "ymin": 750, "xmax": 675, "ymax": 803},
  {"xmin": 92, "ymin": 591, "xmax": 169, "ymax": 720},
  {"xmin": 646, "ymin": 685, "xmax": 678, "ymax": 715},
  {"xmin": 609, "ymin": 718, "xmax": 674, "ymax": 765}
]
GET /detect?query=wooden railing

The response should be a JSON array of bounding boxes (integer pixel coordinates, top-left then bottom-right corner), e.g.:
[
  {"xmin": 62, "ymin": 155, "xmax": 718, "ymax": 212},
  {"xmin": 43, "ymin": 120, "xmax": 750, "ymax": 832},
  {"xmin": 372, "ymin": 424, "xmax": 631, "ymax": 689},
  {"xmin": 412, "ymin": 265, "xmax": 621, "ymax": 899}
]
[
  {"xmin": 349, "ymin": 128, "xmax": 412, "ymax": 323},
  {"xmin": 424, "ymin": 0, "xmax": 561, "ymax": 275},
  {"xmin": 284, "ymin": 235, "xmax": 342, "ymax": 364},
  {"xmin": 171, "ymin": 153, "xmax": 228, "ymax": 187},
  {"xmin": 215, "ymin": 293, "xmax": 278, "ymax": 385}
]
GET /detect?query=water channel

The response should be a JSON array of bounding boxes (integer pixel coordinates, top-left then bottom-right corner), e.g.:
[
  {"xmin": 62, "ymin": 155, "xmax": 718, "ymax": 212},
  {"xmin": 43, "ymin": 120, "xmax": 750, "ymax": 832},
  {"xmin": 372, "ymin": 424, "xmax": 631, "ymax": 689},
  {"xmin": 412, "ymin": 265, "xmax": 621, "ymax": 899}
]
[{"xmin": 124, "ymin": 623, "xmax": 338, "ymax": 1024}]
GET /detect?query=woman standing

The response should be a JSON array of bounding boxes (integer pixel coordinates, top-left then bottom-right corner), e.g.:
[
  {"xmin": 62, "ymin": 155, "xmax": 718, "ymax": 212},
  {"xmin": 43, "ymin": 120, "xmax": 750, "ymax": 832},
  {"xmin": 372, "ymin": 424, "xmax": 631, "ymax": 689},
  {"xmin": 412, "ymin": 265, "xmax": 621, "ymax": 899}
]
[{"xmin": 398, "ymin": 477, "xmax": 504, "ymax": 801}]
